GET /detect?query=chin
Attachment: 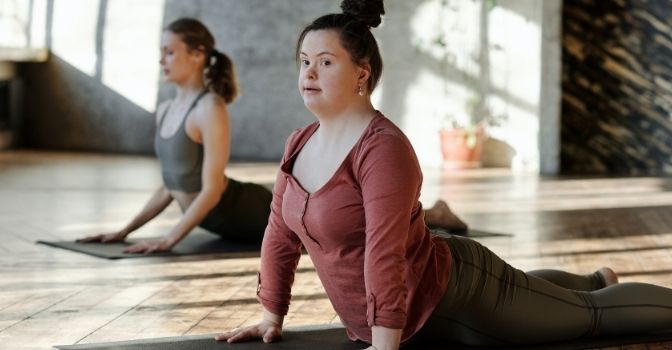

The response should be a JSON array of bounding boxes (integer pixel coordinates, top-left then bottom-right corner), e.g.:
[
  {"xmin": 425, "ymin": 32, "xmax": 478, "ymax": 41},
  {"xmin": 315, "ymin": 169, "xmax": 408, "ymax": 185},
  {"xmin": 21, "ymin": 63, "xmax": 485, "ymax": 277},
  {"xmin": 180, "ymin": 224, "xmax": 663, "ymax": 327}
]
[
  {"xmin": 304, "ymin": 105, "xmax": 328, "ymax": 118},
  {"xmin": 302, "ymin": 99, "xmax": 321, "ymax": 113}
]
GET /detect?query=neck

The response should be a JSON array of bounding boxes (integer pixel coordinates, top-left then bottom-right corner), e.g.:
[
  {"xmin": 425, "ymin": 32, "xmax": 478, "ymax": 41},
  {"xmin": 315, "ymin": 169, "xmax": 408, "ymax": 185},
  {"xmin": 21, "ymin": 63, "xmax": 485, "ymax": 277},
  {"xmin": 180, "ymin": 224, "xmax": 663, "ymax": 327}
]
[
  {"xmin": 174, "ymin": 74, "xmax": 206, "ymax": 103},
  {"xmin": 313, "ymin": 99, "xmax": 377, "ymax": 140},
  {"xmin": 315, "ymin": 99, "xmax": 376, "ymax": 130}
]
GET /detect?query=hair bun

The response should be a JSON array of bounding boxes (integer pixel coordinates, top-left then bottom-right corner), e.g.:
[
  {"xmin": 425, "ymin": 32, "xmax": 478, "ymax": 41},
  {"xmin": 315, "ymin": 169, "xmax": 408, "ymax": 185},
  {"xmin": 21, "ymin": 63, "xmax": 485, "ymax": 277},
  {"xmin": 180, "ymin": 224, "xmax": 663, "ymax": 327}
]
[{"xmin": 340, "ymin": 0, "xmax": 385, "ymax": 28}]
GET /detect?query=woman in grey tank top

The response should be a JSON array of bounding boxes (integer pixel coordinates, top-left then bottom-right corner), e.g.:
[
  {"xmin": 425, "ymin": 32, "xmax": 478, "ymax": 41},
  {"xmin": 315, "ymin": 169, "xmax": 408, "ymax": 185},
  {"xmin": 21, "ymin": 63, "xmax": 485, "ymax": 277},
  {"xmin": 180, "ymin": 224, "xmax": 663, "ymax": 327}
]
[
  {"xmin": 78, "ymin": 18, "xmax": 274, "ymax": 253},
  {"xmin": 77, "ymin": 17, "xmax": 468, "ymax": 254}
]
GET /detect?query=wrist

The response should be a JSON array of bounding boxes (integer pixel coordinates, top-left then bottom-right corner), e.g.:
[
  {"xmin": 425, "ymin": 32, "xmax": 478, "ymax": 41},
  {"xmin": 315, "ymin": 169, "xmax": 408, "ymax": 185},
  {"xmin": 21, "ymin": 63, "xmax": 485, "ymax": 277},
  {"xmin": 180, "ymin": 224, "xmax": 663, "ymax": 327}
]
[
  {"xmin": 163, "ymin": 235, "xmax": 180, "ymax": 248},
  {"xmin": 371, "ymin": 345, "xmax": 396, "ymax": 350},
  {"xmin": 371, "ymin": 326, "xmax": 401, "ymax": 350},
  {"xmin": 262, "ymin": 308, "xmax": 283, "ymax": 327}
]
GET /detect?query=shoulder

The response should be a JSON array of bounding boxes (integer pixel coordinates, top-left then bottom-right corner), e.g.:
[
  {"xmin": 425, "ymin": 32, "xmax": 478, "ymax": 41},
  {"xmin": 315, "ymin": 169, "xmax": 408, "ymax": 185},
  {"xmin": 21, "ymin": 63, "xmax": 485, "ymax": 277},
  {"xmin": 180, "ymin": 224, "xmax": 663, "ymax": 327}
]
[
  {"xmin": 361, "ymin": 115, "xmax": 415, "ymax": 155},
  {"xmin": 198, "ymin": 93, "xmax": 228, "ymax": 115},
  {"xmin": 195, "ymin": 93, "xmax": 229, "ymax": 124},
  {"xmin": 354, "ymin": 114, "xmax": 421, "ymax": 174}
]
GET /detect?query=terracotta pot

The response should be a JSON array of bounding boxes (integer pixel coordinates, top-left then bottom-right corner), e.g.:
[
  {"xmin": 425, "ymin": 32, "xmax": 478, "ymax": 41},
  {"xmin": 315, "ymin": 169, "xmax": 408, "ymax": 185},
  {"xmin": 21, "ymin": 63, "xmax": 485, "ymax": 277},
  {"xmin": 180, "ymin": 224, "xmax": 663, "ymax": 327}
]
[{"xmin": 439, "ymin": 126, "xmax": 486, "ymax": 169}]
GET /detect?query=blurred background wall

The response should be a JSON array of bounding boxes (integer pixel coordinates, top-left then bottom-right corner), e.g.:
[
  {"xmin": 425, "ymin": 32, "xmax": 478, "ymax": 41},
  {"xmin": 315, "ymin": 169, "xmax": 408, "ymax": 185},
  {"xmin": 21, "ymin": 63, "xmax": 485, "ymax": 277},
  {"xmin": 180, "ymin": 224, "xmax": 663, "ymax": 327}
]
[{"xmin": 0, "ymin": 0, "xmax": 563, "ymax": 173}]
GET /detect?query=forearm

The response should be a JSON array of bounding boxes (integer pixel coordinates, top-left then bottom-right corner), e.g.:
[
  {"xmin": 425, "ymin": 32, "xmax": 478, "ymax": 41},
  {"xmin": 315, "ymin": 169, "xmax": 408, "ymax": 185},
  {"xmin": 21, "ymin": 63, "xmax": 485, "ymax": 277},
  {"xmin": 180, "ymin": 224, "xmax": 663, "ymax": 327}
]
[
  {"xmin": 164, "ymin": 188, "xmax": 220, "ymax": 246},
  {"xmin": 371, "ymin": 326, "xmax": 401, "ymax": 350},
  {"xmin": 122, "ymin": 186, "xmax": 173, "ymax": 235}
]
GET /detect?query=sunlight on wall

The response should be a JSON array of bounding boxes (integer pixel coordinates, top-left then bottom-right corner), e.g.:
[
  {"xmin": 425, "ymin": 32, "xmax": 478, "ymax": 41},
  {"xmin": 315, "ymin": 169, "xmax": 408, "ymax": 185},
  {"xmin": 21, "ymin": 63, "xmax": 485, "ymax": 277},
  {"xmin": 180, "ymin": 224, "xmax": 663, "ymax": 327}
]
[
  {"xmin": 0, "ymin": 0, "xmax": 33, "ymax": 47},
  {"xmin": 488, "ymin": 5, "xmax": 540, "ymax": 171},
  {"xmin": 52, "ymin": 0, "xmax": 99, "ymax": 77},
  {"xmin": 405, "ymin": 0, "xmax": 542, "ymax": 171},
  {"xmin": 102, "ymin": 0, "xmax": 164, "ymax": 112},
  {"xmin": 411, "ymin": 0, "xmax": 482, "ymax": 126},
  {"xmin": 403, "ymin": 70, "xmax": 472, "ymax": 166},
  {"xmin": 29, "ymin": 0, "xmax": 47, "ymax": 48},
  {"xmin": 17, "ymin": 0, "xmax": 163, "ymax": 112},
  {"xmin": 406, "ymin": 0, "xmax": 479, "ymax": 166},
  {"xmin": 489, "ymin": 6, "xmax": 540, "ymax": 105}
]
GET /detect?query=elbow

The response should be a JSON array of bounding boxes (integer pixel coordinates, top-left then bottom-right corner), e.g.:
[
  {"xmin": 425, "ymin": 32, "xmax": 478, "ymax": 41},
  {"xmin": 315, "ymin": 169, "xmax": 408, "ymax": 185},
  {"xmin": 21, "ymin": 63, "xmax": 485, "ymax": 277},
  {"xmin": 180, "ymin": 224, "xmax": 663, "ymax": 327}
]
[{"xmin": 198, "ymin": 185, "xmax": 224, "ymax": 206}]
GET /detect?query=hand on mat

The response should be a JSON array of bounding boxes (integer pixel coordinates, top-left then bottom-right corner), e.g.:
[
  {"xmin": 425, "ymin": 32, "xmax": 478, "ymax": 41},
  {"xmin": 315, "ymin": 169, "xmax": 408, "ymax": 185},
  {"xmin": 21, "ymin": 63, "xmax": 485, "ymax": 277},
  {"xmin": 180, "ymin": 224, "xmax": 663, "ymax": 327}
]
[
  {"xmin": 123, "ymin": 239, "xmax": 172, "ymax": 254},
  {"xmin": 214, "ymin": 320, "xmax": 282, "ymax": 343},
  {"xmin": 77, "ymin": 231, "xmax": 127, "ymax": 244}
]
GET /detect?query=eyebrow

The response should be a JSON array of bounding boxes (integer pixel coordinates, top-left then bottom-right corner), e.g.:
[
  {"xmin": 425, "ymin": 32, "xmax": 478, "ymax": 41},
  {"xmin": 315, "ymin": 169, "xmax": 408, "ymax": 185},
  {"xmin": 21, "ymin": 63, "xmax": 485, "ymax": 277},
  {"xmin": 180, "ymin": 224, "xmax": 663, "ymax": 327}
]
[{"xmin": 300, "ymin": 51, "xmax": 336, "ymax": 57}]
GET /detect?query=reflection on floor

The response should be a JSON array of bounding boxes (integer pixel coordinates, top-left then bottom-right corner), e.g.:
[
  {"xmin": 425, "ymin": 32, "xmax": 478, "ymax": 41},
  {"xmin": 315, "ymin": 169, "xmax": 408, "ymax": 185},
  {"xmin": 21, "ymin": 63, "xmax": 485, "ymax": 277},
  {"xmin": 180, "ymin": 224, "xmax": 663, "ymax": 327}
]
[{"xmin": 1, "ymin": 151, "xmax": 671, "ymax": 349}]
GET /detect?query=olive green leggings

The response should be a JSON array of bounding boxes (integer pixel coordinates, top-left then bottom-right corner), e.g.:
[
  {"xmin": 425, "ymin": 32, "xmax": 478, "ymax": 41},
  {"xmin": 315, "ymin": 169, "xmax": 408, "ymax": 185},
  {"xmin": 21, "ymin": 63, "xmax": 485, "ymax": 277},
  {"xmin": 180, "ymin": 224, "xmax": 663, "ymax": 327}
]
[{"xmin": 419, "ymin": 235, "xmax": 672, "ymax": 346}]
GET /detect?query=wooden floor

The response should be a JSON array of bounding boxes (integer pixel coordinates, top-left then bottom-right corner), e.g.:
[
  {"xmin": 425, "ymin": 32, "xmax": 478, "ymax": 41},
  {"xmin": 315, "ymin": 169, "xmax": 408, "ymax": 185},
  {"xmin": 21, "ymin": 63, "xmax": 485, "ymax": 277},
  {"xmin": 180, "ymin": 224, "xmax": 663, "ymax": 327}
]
[{"xmin": 1, "ymin": 151, "xmax": 672, "ymax": 349}]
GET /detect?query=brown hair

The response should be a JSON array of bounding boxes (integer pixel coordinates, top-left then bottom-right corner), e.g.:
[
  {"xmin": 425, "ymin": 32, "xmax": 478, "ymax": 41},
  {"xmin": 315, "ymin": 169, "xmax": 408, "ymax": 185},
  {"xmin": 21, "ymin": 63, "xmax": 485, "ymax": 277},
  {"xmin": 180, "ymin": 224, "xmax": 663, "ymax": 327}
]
[
  {"xmin": 296, "ymin": 0, "xmax": 385, "ymax": 93},
  {"xmin": 166, "ymin": 18, "xmax": 239, "ymax": 103}
]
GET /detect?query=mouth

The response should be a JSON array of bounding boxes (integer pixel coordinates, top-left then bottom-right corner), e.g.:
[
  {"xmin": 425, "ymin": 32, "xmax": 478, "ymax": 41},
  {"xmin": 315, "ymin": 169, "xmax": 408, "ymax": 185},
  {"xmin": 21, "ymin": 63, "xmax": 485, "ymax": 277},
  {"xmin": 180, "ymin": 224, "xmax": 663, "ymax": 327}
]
[{"xmin": 303, "ymin": 87, "xmax": 321, "ymax": 93}]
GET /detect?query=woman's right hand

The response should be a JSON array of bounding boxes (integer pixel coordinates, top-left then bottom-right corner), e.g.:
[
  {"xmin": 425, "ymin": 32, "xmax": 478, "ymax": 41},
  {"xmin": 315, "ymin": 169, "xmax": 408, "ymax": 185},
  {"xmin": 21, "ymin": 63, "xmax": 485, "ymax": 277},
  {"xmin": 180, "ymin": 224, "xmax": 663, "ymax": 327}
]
[
  {"xmin": 76, "ymin": 231, "xmax": 127, "ymax": 243},
  {"xmin": 214, "ymin": 320, "xmax": 282, "ymax": 344}
]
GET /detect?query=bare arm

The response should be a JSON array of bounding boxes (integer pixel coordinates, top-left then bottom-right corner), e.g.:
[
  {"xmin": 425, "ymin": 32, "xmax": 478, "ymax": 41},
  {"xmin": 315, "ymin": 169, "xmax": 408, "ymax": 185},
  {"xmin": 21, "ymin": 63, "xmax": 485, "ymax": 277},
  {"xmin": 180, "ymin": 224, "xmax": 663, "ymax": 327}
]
[
  {"xmin": 78, "ymin": 185, "xmax": 173, "ymax": 242},
  {"xmin": 124, "ymin": 97, "xmax": 230, "ymax": 253},
  {"xmin": 79, "ymin": 100, "xmax": 175, "ymax": 244},
  {"xmin": 121, "ymin": 185, "xmax": 174, "ymax": 235},
  {"xmin": 369, "ymin": 326, "xmax": 402, "ymax": 350}
]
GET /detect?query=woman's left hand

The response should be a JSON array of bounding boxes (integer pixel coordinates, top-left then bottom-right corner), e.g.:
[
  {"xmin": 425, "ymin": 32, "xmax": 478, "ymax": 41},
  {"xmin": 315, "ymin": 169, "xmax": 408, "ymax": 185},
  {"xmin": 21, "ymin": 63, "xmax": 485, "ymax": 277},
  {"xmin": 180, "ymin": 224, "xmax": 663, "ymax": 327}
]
[{"xmin": 123, "ymin": 239, "xmax": 172, "ymax": 254}]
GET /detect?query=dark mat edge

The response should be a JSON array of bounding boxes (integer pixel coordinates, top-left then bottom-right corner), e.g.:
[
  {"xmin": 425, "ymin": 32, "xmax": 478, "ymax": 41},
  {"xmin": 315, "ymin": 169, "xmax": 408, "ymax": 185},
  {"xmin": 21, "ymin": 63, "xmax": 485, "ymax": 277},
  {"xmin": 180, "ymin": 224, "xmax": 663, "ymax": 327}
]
[{"xmin": 52, "ymin": 324, "xmax": 346, "ymax": 349}]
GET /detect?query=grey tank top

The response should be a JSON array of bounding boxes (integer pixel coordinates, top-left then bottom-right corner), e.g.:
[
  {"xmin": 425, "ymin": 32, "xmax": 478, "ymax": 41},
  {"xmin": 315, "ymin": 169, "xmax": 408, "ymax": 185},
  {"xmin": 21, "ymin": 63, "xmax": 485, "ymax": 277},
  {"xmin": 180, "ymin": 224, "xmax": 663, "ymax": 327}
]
[{"xmin": 154, "ymin": 90, "xmax": 209, "ymax": 192}]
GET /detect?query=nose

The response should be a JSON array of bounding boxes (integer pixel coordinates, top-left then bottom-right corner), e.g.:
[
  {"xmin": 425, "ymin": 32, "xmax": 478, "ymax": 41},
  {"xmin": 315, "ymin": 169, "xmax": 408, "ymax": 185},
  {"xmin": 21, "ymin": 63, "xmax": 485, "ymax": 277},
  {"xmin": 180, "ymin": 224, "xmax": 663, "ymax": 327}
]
[{"xmin": 305, "ymin": 64, "xmax": 317, "ymax": 80}]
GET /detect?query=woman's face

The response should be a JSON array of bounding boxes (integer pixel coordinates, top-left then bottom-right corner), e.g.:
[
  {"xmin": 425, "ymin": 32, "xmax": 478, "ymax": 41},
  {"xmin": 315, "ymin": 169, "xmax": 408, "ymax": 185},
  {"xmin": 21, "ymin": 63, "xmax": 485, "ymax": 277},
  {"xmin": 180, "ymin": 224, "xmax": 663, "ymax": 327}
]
[
  {"xmin": 298, "ymin": 29, "xmax": 368, "ymax": 115},
  {"xmin": 159, "ymin": 31, "xmax": 202, "ymax": 84}
]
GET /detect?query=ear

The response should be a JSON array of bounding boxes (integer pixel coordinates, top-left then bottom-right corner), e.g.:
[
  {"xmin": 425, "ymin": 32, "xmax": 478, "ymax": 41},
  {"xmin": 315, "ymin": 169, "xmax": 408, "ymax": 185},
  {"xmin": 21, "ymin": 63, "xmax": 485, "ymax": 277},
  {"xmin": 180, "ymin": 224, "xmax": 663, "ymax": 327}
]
[
  {"xmin": 357, "ymin": 62, "xmax": 371, "ymax": 86},
  {"xmin": 190, "ymin": 46, "xmax": 206, "ymax": 64}
]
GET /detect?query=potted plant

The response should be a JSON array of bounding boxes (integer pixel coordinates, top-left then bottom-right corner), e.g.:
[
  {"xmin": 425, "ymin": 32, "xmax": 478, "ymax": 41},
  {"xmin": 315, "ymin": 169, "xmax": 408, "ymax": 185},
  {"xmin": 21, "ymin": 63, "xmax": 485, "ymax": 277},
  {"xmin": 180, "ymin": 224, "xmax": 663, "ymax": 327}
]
[
  {"xmin": 416, "ymin": 0, "xmax": 502, "ymax": 169},
  {"xmin": 439, "ymin": 94, "xmax": 498, "ymax": 169}
]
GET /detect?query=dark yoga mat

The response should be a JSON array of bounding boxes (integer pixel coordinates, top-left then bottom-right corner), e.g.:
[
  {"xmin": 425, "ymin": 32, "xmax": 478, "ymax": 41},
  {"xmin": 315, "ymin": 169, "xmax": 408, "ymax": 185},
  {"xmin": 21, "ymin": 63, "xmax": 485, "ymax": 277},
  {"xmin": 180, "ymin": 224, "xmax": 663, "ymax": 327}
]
[
  {"xmin": 37, "ymin": 231, "xmax": 260, "ymax": 259},
  {"xmin": 53, "ymin": 325, "xmax": 672, "ymax": 350},
  {"xmin": 38, "ymin": 227, "xmax": 506, "ymax": 259}
]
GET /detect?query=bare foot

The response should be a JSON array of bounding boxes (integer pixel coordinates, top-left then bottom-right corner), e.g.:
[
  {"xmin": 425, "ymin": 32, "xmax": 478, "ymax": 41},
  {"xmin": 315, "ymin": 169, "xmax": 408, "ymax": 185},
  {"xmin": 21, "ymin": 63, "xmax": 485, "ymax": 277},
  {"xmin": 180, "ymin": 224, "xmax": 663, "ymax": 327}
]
[
  {"xmin": 596, "ymin": 267, "xmax": 619, "ymax": 287},
  {"xmin": 425, "ymin": 200, "xmax": 468, "ymax": 232}
]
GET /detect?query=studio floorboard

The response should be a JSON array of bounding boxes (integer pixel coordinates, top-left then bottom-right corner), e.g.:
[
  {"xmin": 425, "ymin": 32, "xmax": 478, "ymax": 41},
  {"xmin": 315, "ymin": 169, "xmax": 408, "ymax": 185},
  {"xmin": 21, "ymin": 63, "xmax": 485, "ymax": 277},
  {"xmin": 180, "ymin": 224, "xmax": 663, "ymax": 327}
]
[{"xmin": 1, "ymin": 151, "xmax": 671, "ymax": 349}]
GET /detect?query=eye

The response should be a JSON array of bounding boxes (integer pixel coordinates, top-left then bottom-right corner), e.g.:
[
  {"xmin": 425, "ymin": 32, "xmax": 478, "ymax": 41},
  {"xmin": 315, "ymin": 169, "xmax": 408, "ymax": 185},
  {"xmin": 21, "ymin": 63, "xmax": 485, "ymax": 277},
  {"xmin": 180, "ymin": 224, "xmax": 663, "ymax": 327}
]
[
  {"xmin": 301, "ymin": 59, "xmax": 310, "ymax": 66},
  {"xmin": 320, "ymin": 60, "xmax": 331, "ymax": 66}
]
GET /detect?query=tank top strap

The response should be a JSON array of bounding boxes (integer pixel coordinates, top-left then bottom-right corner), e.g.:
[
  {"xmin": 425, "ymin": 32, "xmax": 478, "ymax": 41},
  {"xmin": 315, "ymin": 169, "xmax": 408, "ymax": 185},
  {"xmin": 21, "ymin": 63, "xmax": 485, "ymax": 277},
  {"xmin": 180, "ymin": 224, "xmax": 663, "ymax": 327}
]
[
  {"xmin": 159, "ymin": 89, "xmax": 209, "ymax": 129},
  {"xmin": 158, "ymin": 101, "xmax": 171, "ymax": 128},
  {"xmin": 183, "ymin": 89, "xmax": 210, "ymax": 120}
]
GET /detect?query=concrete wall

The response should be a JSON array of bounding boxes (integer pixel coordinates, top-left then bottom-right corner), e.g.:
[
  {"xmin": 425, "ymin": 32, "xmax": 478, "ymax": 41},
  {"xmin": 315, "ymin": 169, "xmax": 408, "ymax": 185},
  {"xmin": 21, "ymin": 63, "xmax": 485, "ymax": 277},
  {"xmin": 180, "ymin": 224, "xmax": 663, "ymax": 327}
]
[
  {"xmin": 16, "ymin": 0, "xmax": 335, "ymax": 158},
  {"xmin": 7, "ymin": 0, "xmax": 559, "ymax": 172}
]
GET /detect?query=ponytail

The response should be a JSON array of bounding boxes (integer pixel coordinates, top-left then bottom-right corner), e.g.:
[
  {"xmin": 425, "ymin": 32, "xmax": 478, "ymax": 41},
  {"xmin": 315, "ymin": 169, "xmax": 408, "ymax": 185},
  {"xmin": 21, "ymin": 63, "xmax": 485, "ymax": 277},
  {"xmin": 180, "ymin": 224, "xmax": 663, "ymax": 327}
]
[{"xmin": 206, "ymin": 49, "xmax": 239, "ymax": 104}]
